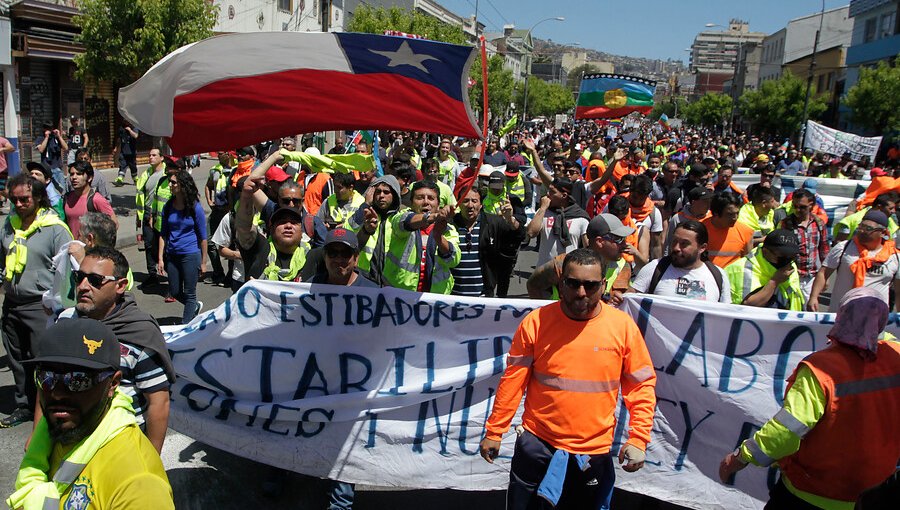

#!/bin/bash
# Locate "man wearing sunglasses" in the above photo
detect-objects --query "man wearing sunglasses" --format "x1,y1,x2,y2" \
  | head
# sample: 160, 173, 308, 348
9, 318, 174, 509
809, 210, 900, 313
725, 229, 805, 311
481, 248, 656, 509
49, 246, 174, 453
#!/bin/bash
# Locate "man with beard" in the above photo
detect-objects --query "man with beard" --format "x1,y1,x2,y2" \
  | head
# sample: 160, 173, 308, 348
630, 220, 728, 302
451, 187, 524, 297
50, 247, 174, 453
480, 249, 656, 510
350, 175, 405, 286
8, 319, 173, 509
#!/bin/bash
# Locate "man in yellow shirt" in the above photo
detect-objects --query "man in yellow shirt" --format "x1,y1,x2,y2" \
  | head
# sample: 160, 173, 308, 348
8, 319, 173, 510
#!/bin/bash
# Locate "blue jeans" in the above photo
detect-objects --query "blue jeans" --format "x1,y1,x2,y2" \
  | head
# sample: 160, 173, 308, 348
166, 251, 201, 324
50, 167, 66, 194
327, 480, 355, 510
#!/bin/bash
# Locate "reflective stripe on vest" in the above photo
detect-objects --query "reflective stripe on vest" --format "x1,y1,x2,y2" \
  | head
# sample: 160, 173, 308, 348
534, 372, 620, 393
505, 173, 525, 201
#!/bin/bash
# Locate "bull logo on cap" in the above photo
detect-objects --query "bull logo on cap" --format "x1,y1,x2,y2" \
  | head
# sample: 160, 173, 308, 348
83, 336, 103, 355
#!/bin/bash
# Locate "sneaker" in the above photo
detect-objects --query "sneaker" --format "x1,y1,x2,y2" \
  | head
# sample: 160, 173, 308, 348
201, 274, 214, 284
114, 176, 125, 186
0, 408, 32, 428
195, 301, 204, 316
139, 276, 160, 290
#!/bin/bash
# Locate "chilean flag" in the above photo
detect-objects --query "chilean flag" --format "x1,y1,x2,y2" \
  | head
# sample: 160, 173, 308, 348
118, 32, 482, 155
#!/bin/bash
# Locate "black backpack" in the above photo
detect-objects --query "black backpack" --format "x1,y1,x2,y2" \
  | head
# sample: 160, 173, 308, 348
646, 255, 724, 296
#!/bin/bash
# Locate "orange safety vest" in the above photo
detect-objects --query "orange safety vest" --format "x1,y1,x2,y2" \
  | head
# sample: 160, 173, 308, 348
299, 172, 333, 216
779, 340, 900, 502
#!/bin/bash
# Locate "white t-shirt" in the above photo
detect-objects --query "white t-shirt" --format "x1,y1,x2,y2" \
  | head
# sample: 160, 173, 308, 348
635, 207, 664, 234
823, 240, 900, 312
631, 258, 731, 303
536, 210, 589, 267
211, 212, 245, 282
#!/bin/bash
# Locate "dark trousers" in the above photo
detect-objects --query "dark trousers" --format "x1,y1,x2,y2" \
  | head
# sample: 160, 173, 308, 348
495, 256, 517, 298
166, 251, 201, 324
1, 301, 51, 410
143, 223, 160, 277
207, 206, 227, 278
118, 154, 138, 180
764, 478, 823, 510
507, 430, 615, 510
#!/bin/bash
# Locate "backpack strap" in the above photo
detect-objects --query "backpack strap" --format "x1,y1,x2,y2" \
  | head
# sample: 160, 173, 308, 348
646, 256, 672, 294
703, 260, 724, 296
86, 188, 97, 213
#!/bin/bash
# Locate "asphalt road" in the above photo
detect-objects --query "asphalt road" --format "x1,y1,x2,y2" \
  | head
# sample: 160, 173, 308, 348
0, 161, 679, 509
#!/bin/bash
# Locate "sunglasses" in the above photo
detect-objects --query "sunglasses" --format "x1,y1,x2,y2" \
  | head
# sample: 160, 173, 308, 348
280, 197, 303, 206
73, 270, 118, 288
601, 234, 627, 245
34, 369, 115, 393
856, 224, 885, 233
562, 277, 603, 294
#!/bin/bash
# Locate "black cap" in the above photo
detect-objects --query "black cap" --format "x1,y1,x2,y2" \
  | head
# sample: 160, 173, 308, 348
689, 187, 714, 202
551, 178, 573, 194
862, 209, 889, 228
28, 318, 121, 371
26, 161, 52, 179
488, 170, 504, 186
270, 206, 304, 225
763, 229, 800, 257
324, 227, 358, 251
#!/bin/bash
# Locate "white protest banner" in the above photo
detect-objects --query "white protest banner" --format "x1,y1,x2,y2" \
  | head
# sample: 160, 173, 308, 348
162, 284, 900, 509
554, 114, 567, 130
804, 120, 882, 161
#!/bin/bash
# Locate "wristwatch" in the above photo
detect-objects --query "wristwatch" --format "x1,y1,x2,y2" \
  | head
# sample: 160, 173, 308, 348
422, 211, 432, 224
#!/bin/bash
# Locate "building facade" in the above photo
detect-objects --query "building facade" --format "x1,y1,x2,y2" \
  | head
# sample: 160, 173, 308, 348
689, 19, 766, 95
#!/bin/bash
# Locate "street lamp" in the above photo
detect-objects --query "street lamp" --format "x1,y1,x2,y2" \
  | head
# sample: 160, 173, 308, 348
706, 22, 742, 133
522, 16, 565, 122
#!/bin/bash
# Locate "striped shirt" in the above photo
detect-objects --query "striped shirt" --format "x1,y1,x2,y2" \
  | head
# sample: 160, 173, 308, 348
120, 342, 171, 428
452, 221, 483, 296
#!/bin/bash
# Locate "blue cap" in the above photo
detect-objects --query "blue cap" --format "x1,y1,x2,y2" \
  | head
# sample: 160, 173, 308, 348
802, 178, 818, 191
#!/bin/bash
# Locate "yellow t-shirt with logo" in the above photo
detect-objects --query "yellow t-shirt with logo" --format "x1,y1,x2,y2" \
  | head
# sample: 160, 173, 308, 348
50, 425, 173, 509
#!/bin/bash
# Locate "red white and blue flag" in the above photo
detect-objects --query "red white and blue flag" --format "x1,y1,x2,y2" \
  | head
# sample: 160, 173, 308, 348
118, 32, 482, 155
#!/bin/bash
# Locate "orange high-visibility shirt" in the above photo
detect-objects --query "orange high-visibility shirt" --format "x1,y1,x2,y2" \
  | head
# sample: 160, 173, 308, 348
485, 302, 657, 454
703, 218, 754, 268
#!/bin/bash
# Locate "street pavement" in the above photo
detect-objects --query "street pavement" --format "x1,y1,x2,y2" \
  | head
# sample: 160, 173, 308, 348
0, 160, 679, 509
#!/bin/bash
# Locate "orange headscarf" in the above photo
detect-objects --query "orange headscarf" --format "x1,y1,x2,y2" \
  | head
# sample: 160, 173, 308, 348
850, 238, 898, 287
621, 211, 639, 263
621, 192, 655, 223
230, 158, 255, 187
856, 176, 900, 210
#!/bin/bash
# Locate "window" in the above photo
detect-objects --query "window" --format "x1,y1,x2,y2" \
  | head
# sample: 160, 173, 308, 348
881, 12, 897, 38
278, 0, 291, 12
826, 72, 834, 91
817, 74, 825, 94
864, 17, 877, 43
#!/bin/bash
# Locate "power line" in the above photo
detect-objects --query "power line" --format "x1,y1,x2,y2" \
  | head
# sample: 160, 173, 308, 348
482, 0, 511, 27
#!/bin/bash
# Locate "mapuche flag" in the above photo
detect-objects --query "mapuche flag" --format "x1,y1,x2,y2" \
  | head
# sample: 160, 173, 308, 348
118, 32, 482, 155
575, 74, 656, 120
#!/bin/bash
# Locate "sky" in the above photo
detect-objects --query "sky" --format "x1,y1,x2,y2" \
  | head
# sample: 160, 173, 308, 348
439, 0, 850, 61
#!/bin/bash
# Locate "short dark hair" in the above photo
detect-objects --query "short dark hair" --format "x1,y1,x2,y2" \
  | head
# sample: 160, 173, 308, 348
874, 192, 899, 208
791, 188, 815, 202
561, 248, 605, 276
69, 160, 94, 178
331, 172, 355, 189
411, 180, 439, 196
607, 195, 630, 218
7, 173, 51, 209
79, 212, 117, 247
750, 186, 776, 204
631, 174, 653, 196
710, 191, 743, 216
84, 246, 129, 279
674, 219, 708, 246
391, 161, 416, 183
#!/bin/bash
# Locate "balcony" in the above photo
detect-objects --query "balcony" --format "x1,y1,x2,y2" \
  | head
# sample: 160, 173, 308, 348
846, 33, 900, 65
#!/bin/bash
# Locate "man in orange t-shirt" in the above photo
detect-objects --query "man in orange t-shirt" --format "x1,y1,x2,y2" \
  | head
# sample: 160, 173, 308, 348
703, 192, 754, 268
480, 248, 657, 509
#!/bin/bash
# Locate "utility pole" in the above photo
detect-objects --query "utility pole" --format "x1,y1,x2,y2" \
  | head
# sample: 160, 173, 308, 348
799, 1, 826, 147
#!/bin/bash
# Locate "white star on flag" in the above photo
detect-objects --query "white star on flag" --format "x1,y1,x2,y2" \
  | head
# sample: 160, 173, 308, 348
369, 41, 439, 73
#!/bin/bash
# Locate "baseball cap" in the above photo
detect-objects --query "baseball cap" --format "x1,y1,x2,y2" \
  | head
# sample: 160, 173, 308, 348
270, 206, 304, 225
829, 158, 842, 166
802, 178, 818, 191
551, 178, 573, 194
755, 154, 770, 163
26, 161, 52, 179
587, 213, 635, 239
236, 146, 256, 158
763, 229, 800, 257
265, 166, 291, 183
28, 318, 121, 371
688, 186, 714, 202
862, 209, 889, 228
304, 147, 321, 156
324, 227, 358, 251
478, 164, 495, 178
488, 171, 504, 186
870, 167, 888, 178
505, 165, 521, 177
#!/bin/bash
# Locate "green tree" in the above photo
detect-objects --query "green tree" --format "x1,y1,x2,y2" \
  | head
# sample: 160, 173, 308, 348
844, 56, 900, 135
650, 97, 685, 121
738, 70, 827, 138
470, 55, 515, 123
567, 64, 599, 93
346, 5, 467, 44
682, 93, 732, 129
74, 0, 218, 84
517, 77, 574, 118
